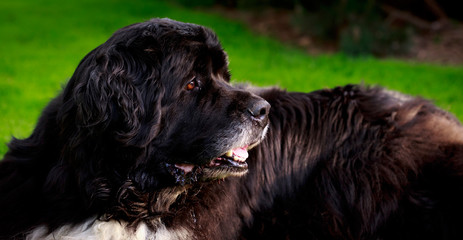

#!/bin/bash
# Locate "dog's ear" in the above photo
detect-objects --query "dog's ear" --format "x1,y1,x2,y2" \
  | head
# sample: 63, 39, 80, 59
54, 39, 165, 204
61, 40, 163, 148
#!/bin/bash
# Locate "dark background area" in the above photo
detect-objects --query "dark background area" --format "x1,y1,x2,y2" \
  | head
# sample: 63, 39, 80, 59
178, 0, 463, 64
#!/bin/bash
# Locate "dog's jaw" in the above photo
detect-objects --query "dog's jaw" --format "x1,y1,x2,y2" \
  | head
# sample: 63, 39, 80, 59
167, 122, 269, 185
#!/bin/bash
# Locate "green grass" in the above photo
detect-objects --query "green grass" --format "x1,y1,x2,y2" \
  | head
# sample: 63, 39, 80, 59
1, 0, 463, 157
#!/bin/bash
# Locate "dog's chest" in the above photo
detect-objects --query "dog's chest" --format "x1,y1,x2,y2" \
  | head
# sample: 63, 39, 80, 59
26, 218, 191, 240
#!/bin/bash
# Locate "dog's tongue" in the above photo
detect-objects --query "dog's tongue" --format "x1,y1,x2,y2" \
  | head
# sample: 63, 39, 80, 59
232, 146, 249, 161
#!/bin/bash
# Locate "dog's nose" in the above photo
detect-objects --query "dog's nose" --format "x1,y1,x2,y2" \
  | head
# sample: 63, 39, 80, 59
247, 100, 270, 124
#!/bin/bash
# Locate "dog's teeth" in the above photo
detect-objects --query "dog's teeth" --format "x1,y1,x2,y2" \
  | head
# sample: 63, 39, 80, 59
225, 150, 233, 157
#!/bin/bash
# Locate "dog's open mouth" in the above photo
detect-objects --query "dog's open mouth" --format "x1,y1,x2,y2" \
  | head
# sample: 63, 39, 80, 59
168, 145, 252, 185
208, 146, 249, 170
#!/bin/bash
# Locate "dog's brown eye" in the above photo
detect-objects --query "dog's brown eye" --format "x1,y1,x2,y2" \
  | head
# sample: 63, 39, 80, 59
186, 81, 196, 91
186, 77, 199, 91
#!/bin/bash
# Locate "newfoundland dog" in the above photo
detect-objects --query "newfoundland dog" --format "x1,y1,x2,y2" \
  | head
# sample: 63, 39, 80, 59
1, 18, 463, 240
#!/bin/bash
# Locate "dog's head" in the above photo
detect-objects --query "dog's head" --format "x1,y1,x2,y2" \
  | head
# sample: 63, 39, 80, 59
57, 18, 269, 193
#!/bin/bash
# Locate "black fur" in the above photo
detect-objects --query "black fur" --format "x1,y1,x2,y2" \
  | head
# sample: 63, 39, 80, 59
168, 86, 463, 239
0, 18, 269, 238
2, 18, 463, 240
240, 86, 463, 239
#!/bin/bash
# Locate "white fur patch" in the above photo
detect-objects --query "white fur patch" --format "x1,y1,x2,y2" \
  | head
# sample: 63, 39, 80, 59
26, 218, 192, 240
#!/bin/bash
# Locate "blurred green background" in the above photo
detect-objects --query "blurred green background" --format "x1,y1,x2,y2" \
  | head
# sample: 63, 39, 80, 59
1, 0, 462, 157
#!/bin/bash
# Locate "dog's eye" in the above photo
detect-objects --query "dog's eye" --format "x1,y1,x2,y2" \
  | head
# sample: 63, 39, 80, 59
186, 77, 200, 91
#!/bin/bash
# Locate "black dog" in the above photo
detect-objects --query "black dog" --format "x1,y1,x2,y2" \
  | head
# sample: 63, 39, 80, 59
0, 18, 270, 239
2, 18, 463, 240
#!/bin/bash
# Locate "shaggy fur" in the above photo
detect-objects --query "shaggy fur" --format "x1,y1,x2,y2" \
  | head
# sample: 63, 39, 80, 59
160, 86, 463, 240
2, 18, 463, 240
0, 18, 270, 239
239, 86, 463, 239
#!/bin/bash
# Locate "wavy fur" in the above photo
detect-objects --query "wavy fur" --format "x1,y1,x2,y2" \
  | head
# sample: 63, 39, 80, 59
0, 18, 269, 239
1, 18, 463, 240
169, 86, 463, 239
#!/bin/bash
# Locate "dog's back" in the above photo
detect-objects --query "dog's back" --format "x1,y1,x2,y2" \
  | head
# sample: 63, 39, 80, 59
238, 85, 463, 239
